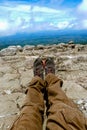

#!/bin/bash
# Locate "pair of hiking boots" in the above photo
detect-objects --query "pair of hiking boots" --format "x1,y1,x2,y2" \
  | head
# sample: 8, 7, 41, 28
33, 57, 55, 79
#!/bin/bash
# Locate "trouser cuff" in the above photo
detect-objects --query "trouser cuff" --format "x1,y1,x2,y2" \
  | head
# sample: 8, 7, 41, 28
45, 73, 63, 87
25, 76, 45, 94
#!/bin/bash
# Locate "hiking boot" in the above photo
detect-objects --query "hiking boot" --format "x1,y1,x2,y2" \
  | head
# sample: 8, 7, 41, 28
45, 57, 55, 75
33, 58, 44, 79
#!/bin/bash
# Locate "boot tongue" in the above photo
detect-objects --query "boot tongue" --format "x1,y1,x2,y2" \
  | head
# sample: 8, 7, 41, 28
42, 60, 46, 68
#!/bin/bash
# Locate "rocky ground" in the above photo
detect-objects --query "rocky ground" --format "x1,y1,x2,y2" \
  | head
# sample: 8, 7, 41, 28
0, 43, 87, 129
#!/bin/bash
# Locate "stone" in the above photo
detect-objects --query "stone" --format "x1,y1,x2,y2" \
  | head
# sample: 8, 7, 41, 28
0, 47, 17, 56
36, 44, 45, 49
68, 40, 74, 44
0, 43, 87, 128
62, 81, 87, 99
23, 45, 35, 51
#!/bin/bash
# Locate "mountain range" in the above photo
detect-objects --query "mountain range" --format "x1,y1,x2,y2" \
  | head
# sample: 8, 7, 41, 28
0, 30, 87, 49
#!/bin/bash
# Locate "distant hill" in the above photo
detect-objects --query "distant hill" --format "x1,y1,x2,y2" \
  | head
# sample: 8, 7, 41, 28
0, 30, 87, 49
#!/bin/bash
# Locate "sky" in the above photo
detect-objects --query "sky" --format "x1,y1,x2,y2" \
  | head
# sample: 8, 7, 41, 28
0, 0, 87, 36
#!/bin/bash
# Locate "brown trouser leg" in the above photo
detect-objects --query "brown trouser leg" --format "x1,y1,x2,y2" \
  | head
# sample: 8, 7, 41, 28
45, 73, 87, 130
10, 76, 45, 130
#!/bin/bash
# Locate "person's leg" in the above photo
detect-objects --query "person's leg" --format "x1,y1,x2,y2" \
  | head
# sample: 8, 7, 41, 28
45, 58, 87, 130
10, 58, 45, 130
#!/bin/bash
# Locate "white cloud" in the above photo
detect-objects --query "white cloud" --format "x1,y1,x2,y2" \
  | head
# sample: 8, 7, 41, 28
0, 20, 9, 31
16, 5, 31, 12
78, 0, 87, 13
0, 17, 30, 36
75, 0, 87, 29
68, 23, 74, 28
0, 2, 68, 36
0, 3, 60, 14
0, 3, 31, 12
33, 6, 60, 13
81, 19, 87, 29
50, 21, 70, 29
58, 21, 69, 29
0, 0, 87, 36
34, 17, 44, 22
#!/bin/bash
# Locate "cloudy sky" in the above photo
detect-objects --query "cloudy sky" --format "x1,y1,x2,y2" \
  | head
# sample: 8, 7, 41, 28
0, 0, 87, 36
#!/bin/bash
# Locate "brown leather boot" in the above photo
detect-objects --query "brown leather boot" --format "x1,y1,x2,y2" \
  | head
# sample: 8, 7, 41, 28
45, 57, 55, 76
33, 58, 44, 79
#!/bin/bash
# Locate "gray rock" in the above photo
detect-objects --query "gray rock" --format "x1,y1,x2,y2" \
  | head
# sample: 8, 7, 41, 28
0, 93, 25, 129
23, 45, 35, 51
0, 44, 87, 128
68, 40, 74, 44
0, 47, 17, 56
36, 45, 45, 49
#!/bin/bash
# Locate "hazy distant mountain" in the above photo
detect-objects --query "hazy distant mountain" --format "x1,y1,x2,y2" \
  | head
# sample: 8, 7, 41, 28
0, 30, 87, 49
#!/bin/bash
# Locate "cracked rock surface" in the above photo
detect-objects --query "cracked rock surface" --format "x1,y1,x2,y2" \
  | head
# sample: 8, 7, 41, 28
0, 43, 87, 129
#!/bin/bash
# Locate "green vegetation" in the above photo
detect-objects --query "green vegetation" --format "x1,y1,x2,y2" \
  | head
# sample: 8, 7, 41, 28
0, 30, 87, 50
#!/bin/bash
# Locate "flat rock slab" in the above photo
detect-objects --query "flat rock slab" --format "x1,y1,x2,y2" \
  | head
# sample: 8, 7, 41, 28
0, 44, 87, 129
